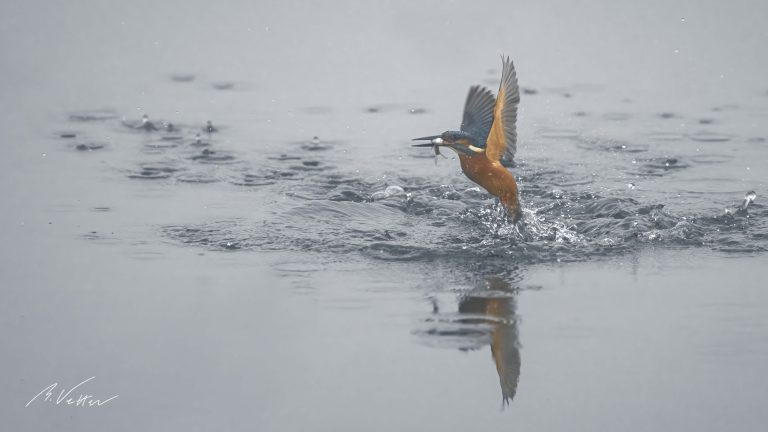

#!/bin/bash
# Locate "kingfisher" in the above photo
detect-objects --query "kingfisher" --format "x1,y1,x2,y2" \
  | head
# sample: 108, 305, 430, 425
413, 56, 521, 223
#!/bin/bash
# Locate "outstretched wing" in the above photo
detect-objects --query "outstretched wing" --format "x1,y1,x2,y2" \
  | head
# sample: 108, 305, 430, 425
460, 85, 496, 146
486, 56, 520, 163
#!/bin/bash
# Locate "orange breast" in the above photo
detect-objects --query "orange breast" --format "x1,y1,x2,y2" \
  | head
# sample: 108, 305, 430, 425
459, 154, 520, 217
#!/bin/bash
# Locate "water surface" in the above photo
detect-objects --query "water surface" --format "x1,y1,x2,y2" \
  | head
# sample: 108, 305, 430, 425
1, 0, 767, 431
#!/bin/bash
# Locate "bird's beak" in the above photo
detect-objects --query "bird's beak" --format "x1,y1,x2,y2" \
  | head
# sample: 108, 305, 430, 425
412, 135, 444, 147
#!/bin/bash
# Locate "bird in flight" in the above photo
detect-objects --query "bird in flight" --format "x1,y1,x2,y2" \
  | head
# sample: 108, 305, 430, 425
413, 56, 521, 223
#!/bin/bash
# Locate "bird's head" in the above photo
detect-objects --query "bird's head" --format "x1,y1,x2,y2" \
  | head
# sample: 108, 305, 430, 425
412, 131, 484, 156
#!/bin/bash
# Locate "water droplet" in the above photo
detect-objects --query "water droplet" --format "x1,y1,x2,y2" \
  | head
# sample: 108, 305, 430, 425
311, 136, 320, 145
742, 190, 757, 210
627, 183, 636, 190
680, 17, 686, 23
673, 49, 680, 54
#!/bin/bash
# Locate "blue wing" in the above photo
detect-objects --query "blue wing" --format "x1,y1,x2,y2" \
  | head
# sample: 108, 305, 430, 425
460, 85, 496, 147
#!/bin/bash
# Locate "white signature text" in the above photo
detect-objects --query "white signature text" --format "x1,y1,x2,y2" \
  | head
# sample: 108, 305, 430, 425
25, 376, 118, 408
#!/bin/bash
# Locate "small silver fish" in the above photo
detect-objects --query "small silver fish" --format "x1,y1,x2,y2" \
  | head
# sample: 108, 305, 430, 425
433, 143, 447, 165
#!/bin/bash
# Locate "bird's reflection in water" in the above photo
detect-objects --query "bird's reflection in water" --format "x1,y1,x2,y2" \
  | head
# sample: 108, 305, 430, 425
417, 276, 521, 406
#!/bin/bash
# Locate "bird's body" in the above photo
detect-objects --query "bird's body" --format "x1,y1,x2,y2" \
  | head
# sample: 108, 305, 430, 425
458, 153, 520, 214
413, 56, 522, 222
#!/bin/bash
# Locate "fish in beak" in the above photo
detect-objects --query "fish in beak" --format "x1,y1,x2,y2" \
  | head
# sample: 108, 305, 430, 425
412, 135, 445, 159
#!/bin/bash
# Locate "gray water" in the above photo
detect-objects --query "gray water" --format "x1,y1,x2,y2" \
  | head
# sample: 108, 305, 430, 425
2, 0, 768, 430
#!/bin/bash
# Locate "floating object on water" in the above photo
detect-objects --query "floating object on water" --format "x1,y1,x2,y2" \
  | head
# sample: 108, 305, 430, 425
412, 56, 522, 222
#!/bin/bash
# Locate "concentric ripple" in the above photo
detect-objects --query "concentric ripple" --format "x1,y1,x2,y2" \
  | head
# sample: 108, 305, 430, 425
63, 105, 766, 273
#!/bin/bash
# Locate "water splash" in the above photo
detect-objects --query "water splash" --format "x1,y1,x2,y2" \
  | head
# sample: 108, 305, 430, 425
743, 191, 757, 210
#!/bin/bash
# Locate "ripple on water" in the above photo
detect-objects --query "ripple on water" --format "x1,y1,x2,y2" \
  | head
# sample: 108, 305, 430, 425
128, 164, 182, 180
74, 142, 106, 151
68, 109, 118, 122
210, 81, 243, 91
273, 262, 326, 273
176, 173, 220, 184
297, 136, 338, 151
157, 148, 766, 268
190, 149, 237, 164
170, 74, 196, 82
633, 157, 689, 176
603, 112, 631, 121
408, 107, 428, 114
230, 169, 297, 187
80, 231, 119, 244
538, 128, 580, 139
161, 184, 767, 267
577, 138, 649, 153
268, 154, 302, 161
289, 161, 330, 172
162, 220, 265, 251
143, 140, 179, 150
688, 131, 733, 142
362, 243, 431, 261
690, 154, 734, 164
647, 132, 684, 141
